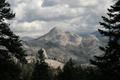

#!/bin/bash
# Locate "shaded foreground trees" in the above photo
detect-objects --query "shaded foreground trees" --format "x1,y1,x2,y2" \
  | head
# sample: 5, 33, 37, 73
91, 0, 120, 80
57, 59, 102, 80
31, 49, 53, 80
0, 0, 26, 80
0, 0, 26, 62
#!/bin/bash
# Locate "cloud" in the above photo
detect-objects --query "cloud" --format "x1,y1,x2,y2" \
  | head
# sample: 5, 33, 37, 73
7, 0, 112, 37
42, 0, 111, 8
42, 0, 98, 7
10, 20, 53, 37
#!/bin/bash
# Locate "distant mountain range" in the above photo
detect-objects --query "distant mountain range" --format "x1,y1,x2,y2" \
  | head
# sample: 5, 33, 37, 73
23, 27, 104, 64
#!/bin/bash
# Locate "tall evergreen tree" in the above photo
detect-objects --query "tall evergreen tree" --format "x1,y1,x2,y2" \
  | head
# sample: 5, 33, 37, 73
0, 0, 26, 62
57, 59, 76, 80
32, 49, 53, 80
0, 59, 21, 80
0, 0, 26, 80
90, 0, 120, 80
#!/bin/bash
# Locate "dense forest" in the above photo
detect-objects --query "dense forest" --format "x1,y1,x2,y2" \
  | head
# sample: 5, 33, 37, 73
0, 0, 120, 80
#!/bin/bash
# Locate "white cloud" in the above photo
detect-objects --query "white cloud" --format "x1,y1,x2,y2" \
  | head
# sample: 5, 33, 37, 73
14, 3, 26, 20
11, 20, 47, 32
8, 0, 112, 37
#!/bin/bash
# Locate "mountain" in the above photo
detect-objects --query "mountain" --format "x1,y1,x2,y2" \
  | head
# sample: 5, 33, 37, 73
26, 27, 102, 64
21, 36, 34, 41
91, 31, 101, 37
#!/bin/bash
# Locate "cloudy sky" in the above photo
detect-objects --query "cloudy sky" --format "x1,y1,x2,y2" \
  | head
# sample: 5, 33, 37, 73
7, 0, 112, 37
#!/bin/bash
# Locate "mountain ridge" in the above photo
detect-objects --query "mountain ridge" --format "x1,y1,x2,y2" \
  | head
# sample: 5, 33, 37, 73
25, 27, 102, 64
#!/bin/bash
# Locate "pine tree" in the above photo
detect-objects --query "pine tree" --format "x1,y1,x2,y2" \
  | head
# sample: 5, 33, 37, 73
90, 0, 120, 80
38, 48, 45, 63
32, 49, 53, 80
57, 59, 76, 80
0, 0, 26, 62
0, 0, 26, 80
0, 59, 21, 80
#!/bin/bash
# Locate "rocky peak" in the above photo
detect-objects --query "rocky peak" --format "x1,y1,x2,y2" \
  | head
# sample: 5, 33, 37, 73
39, 48, 48, 59
49, 27, 64, 34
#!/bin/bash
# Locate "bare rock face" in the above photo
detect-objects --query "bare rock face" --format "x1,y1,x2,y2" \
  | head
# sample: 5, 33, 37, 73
45, 59, 64, 69
33, 27, 82, 47
26, 27, 102, 64
40, 48, 48, 59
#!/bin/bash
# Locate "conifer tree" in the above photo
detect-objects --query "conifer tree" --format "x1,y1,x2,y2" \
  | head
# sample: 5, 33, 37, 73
0, 0, 26, 80
57, 59, 76, 80
0, 0, 26, 62
91, 0, 120, 79
32, 49, 53, 80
